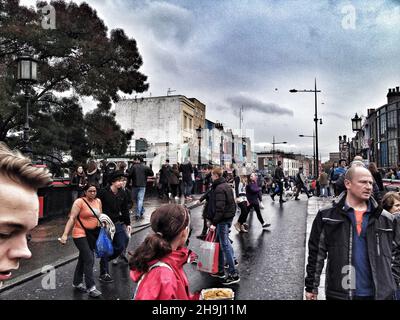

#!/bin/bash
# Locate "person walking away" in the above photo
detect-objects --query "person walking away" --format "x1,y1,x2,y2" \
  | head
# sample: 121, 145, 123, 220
180, 160, 194, 201
305, 166, 400, 300
128, 157, 154, 220
129, 204, 199, 300
86, 161, 101, 189
246, 173, 271, 229
318, 171, 329, 197
207, 167, 240, 284
270, 161, 286, 203
294, 167, 311, 200
368, 162, 385, 202
97, 172, 131, 283
234, 175, 250, 233
169, 164, 180, 200
0, 142, 52, 290
59, 183, 102, 298
159, 160, 172, 199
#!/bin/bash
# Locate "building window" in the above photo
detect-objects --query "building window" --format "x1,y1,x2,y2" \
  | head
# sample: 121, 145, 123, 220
189, 118, 192, 129
388, 111, 397, 139
388, 139, 398, 167
184, 115, 187, 129
380, 141, 388, 167
379, 114, 387, 140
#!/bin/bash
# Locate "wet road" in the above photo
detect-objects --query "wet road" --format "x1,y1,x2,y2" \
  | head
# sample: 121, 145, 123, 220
0, 195, 308, 300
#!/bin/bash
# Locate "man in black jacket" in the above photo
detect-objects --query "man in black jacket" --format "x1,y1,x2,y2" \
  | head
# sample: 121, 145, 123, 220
97, 172, 131, 283
128, 157, 154, 220
305, 166, 400, 300
208, 167, 239, 285
271, 161, 286, 203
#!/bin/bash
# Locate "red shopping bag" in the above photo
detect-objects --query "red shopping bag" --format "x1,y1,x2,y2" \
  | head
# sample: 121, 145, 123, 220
197, 229, 219, 274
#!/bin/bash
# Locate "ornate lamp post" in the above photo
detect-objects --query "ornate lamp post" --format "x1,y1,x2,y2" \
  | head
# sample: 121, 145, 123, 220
196, 125, 202, 168
16, 55, 38, 155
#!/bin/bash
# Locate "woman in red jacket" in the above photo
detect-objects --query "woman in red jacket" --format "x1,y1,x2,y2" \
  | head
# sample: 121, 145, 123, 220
129, 204, 199, 300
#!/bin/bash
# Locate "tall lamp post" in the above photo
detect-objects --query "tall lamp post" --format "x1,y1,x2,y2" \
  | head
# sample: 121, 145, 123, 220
351, 113, 362, 157
299, 133, 316, 178
272, 136, 287, 168
196, 126, 202, 168
16, 55, 38, 156
290, 78, 322, 178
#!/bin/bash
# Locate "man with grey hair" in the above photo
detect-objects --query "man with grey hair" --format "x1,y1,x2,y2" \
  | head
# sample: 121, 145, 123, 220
305, 166, 400, 300
0, 142, 52, 289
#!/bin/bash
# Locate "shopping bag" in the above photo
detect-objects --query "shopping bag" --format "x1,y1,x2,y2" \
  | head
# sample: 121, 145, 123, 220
95, 227, 114, 258
197, 229, 219, 274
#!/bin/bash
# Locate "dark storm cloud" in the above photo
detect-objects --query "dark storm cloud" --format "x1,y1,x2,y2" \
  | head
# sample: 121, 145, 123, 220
226, 95, 293, 116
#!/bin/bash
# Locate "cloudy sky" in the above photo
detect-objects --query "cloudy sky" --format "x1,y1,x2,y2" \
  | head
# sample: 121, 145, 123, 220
21, 0, 400, 160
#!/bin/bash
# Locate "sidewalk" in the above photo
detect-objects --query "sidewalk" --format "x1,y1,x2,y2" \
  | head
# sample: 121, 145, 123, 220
303, 196, 333, 300
0, 195, 175, 293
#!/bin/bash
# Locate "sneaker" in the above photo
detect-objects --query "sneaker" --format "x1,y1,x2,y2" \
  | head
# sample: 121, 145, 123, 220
295, 197, 300, 200
240, 225, 248, 233
210, 271, 225, 279
72, 283, 87, 293
88, 286, 102, 298
99, 273, 114, 283
262, 223, 271, 228
234, 222, 241, 232
222, 273, 240, 285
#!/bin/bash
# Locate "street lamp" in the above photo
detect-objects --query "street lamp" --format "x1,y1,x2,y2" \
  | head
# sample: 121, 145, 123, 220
196, 126, 202, 168
351, 113, 362, 132
16, 55, 38, 156
272, 136, 287, 167
299, 133, 316, 178
290, 78, 322, 178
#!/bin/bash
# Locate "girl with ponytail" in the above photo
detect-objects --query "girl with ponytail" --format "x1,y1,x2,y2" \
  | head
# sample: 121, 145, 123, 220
129, 204, 199, 300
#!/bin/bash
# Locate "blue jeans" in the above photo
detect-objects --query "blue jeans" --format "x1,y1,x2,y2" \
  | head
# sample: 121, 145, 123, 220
216, 219, 237, 275
100, 223, 129, 275
320, 185, 328, 197
132, 187, 146, 217
183, 180, 193, 197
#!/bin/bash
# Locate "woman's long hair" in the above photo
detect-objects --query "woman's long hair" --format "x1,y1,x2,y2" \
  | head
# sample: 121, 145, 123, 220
129, 204, 189, 273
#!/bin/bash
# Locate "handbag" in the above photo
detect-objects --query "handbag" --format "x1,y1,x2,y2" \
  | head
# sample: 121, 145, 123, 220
77, 198, 113, 257
196, 229, 219, 274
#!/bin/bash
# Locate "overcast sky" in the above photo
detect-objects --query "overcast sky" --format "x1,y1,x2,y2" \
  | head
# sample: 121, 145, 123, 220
21, 0, 400, 160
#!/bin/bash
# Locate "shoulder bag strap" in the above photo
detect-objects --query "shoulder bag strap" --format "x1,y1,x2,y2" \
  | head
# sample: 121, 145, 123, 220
134, 261, 173, 299
81, 198, 102, 225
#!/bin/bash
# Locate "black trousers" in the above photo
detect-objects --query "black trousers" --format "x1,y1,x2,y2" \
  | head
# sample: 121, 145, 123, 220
247, 203, 264, 225
73, 237, 95, 289
237, 201, 249, 224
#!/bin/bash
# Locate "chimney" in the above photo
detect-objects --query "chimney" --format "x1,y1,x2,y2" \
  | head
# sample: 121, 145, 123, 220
387, 87, 400, 104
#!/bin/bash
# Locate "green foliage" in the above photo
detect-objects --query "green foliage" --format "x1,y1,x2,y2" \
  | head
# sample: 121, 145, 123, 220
0, 0, 148, 162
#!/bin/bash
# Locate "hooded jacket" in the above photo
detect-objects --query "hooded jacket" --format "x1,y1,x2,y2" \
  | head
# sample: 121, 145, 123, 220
130, 247, 199, 300
305, 192, 400, 300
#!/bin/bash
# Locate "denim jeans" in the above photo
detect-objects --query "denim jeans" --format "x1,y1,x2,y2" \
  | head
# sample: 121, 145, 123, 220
183, 180, 193, 197
100, 223, 129, 275
320, 185, 328, 197
216, 219, 237, 275
73, 237, 95, 289
132, 187, 146, 217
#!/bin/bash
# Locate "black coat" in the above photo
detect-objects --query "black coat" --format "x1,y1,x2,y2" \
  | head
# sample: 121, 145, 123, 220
207, 178, 236, 226
128, 163, 154, 187
305, 192, 400, 300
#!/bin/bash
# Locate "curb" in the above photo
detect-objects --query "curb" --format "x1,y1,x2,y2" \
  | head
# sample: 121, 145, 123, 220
0, 223, 152, 294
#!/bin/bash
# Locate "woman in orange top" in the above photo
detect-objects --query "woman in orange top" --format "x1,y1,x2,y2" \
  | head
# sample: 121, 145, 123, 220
59, 183, 102, 298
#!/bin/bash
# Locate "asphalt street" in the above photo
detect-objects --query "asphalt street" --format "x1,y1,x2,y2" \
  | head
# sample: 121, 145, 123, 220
0, 195, 308, 300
